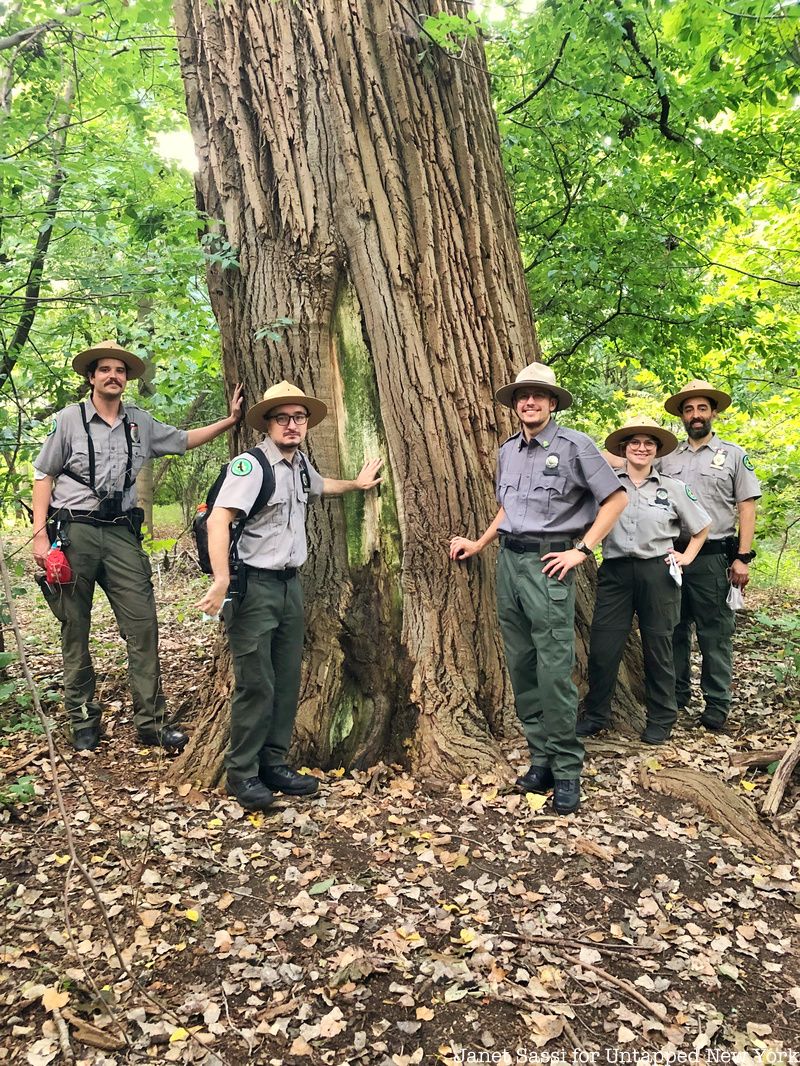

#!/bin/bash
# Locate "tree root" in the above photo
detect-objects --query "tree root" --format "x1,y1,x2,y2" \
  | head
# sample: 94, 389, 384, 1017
639, 763, 789, 860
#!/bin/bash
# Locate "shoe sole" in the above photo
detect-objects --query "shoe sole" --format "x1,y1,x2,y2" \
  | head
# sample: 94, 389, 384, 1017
225, 786, 276, 811
553, 802, 580, 815
263, 783, 319, 797
137, 737, 188, 752
516, 781, 553, 795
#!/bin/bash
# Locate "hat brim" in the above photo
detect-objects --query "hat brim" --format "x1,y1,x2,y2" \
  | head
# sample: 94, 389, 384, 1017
72, 345, 145, 380
664, 387, 731, 417
495, 381, 573, 411
605, 424, 678, 458
246, 394, 327, 431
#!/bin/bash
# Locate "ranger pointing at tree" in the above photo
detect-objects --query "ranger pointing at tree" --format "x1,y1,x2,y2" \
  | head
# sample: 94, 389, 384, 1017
199, 381, 382, 813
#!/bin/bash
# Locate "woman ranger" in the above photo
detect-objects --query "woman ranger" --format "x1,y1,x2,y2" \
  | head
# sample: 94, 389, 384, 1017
579, 417, 711, 745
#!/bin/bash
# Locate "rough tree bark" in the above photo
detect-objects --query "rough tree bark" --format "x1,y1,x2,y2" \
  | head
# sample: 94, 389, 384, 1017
171, 0, 643, 786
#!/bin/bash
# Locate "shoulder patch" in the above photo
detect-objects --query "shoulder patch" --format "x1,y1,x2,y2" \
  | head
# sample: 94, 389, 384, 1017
231, 456, 254, 477
685, 484, 698, 502
743, 454, 755, 471
47, 419, 57, 436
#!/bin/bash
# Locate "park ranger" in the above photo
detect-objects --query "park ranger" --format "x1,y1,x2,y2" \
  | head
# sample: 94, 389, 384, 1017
449, 363, 627, 814
660, 379, 761, 731
579, 417, 710, 744
32, 340, 243, 752
199, 381, 382, 813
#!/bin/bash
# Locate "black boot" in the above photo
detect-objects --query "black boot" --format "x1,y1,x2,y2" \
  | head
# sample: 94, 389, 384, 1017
136, 725, 189, 751
641, 723, 672, 745
227, 777, 275, 811
259, 765, 319, 796
553, 777, 581, 815
72, 724, 101, 751
576, 717, 606, 737
515, 765, 555, 794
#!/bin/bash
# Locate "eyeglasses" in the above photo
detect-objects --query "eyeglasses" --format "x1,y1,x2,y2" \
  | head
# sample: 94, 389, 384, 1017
626, 439, 658, 450
267, 413, 309, 426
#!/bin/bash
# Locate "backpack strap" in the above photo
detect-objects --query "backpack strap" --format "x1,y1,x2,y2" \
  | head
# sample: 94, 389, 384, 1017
229, 448, 276, 559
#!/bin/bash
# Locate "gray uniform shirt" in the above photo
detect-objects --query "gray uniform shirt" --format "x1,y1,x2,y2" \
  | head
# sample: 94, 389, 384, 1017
34, 399, 187, 512
602, 465, 710, 560
659, 434, 761, 539
496, 421, 624, 537
214, 437, 324, 569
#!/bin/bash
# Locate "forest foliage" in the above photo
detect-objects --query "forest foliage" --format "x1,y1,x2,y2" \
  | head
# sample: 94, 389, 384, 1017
0, 0, 798, 565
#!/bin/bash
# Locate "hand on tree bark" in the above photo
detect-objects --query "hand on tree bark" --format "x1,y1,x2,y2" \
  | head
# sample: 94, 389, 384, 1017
449, 536, 480, 560
228, 382, 244, 424
354, 457, 383, 490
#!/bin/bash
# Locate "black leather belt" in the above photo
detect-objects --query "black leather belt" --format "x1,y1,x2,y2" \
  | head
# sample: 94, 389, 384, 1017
500, 536, 570, 554
48, 507, 133, 527
245, 566, 298, 581
698, 541, 727, 556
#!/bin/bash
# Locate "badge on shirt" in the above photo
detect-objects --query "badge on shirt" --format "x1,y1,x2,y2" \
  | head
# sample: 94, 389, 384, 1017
47, 419, 57, 436
743, 454, 755, 471
711, 449, 727, 468
231, 457, 253, 477
544, 454, 560, 476
129, 422, 140, 444
654, 487, 670, 507
686, 485, 698, 502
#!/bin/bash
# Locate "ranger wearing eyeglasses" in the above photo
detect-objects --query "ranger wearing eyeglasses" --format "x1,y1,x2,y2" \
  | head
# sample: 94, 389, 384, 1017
579, 417, 710, 745
198, 381, 382, 811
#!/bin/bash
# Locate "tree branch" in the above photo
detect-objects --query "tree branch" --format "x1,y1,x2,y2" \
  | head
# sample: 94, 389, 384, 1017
504, 29, 570, 114
0, 79, 75, 392
0, 0, 101, 52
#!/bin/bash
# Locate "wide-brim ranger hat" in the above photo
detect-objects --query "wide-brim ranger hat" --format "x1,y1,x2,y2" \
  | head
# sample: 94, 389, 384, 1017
72, 340, 146, 380
664, 379, 732, 417
245, 380, 327, 431
495, 361, 573, 411
604, 415, 678, 458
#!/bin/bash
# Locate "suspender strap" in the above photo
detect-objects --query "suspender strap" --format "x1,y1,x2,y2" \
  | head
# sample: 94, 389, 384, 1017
121, 415, 134, 492
60, 402, 134, 496
78, 402, 96, 491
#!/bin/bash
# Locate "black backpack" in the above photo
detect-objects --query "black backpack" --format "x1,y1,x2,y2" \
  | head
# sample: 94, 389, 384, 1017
193, 449, 276, 574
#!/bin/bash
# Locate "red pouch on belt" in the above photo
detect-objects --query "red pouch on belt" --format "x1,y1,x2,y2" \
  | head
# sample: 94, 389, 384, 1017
46, 546, 73, 584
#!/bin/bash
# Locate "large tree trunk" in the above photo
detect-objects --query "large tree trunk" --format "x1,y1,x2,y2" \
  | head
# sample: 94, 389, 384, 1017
171, 0, 642, 786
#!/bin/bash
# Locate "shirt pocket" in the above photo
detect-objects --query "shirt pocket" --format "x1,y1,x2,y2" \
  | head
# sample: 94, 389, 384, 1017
699, 467, 732, 500
64, 439, 92, 482
498, 473, 521, 508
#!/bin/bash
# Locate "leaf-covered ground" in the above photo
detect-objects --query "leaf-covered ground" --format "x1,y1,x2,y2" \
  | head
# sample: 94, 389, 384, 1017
1, 546, 799, 1066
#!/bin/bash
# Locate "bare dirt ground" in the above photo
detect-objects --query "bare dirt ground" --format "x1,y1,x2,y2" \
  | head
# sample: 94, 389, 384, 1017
1, 536, 799, 1066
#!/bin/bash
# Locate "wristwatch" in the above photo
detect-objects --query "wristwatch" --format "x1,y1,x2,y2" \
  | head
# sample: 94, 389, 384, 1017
575, 541, 594, 557
735, 550, 756, 564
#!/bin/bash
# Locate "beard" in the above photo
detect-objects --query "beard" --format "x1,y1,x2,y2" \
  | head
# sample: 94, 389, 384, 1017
685, 417, 712, 440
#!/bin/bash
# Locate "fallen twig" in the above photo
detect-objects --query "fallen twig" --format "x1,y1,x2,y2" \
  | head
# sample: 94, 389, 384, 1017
762, 729, 800, 817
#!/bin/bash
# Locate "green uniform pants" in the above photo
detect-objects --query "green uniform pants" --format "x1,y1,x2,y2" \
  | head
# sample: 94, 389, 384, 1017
223, 571, 304, 785
496, 547, 583, 777
673, 552, 735, 726
46, 521, 166, 735
584, 557, 680, 732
